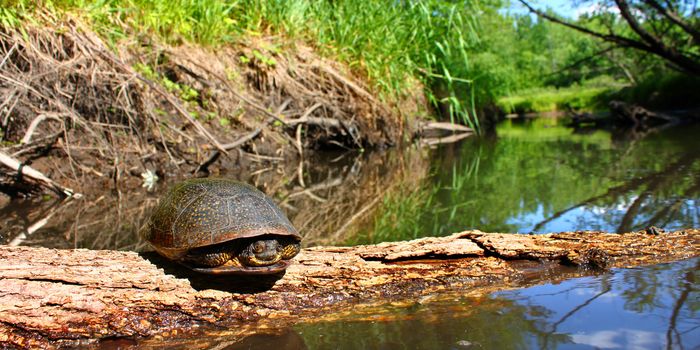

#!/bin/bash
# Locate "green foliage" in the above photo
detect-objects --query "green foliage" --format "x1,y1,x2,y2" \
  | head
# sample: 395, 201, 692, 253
497, 85, 615, 113
3, 0, 694, 122
133, 63, 199, 102
614, 73, 700, 109
1, 0, 492, 128
218, 117, 230, 127
0, 7, 22, 28
249, 49, 277, 66
236, 0, 488, 126
573, 0, 699, 76
66, 0, 237, 45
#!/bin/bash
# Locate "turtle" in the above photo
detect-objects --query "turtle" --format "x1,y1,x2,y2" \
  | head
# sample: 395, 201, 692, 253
140, 178, 301, 274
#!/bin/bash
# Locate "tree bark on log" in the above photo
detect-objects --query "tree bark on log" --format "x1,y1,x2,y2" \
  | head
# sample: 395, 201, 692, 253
1, 229, 698, 348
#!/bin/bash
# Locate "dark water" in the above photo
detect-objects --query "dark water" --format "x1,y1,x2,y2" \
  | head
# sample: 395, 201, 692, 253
129, 258, 699, 349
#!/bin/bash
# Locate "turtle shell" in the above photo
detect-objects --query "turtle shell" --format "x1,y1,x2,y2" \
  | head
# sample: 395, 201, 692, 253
141, 178, 300, 265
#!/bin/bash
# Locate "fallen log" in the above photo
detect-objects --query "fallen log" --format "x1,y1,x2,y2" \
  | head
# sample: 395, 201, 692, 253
609, 100, 679, 126
1, 229, 698, 348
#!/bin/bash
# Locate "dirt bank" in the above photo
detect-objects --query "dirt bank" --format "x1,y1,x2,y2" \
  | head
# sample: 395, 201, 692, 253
0, 15, 427, 197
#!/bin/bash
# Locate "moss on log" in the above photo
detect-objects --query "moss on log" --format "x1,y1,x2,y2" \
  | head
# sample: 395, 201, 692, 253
1, 229, 698, 348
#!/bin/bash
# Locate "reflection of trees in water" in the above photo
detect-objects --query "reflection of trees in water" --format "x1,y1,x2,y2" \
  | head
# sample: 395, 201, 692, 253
531, 151, 700, 233
371, 122, 700, 238
620, 259, 700, 350
538, 275, 612, 349
320, 122, 700, 244
293, 295, 571, 350
527, 259, 699, 349
666, 262, 698, 349
0, 197, 67, 246
282, 148, 430, 246
0, 147, 430, 249
3, 121, 699, 249
0, 190, 157, 250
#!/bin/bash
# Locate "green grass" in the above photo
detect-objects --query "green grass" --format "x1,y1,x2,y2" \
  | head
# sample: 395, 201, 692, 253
614, 73, 700, 110
496, 85, 616, 114
1, 0, 488, 129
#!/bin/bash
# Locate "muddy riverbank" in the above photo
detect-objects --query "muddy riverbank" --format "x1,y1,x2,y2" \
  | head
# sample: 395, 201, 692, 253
0, 16, 432, 198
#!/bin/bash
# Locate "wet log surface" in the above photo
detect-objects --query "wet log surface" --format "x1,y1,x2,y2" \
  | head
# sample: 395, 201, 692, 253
1, 229, 699, 348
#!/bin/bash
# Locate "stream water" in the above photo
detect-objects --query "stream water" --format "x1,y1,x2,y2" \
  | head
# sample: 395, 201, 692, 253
2, 116, 699, 348
173, 257, 695, 350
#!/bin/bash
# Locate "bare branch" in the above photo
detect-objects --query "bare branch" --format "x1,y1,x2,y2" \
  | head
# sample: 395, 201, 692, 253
517, 0, 700, 76
642, 0, 700, 43
0, 150, 79, 197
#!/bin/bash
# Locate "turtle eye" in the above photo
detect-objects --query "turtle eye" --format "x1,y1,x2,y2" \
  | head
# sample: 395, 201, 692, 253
253, 241, 264, 253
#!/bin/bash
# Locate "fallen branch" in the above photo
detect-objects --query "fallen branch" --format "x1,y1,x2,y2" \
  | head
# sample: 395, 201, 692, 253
419, 132, 473, 146
419, 121, 474, 135
0, 150, 79, 198
285, 111, 361, 146
194, 128, 262, 174
20, 113, 63, 144
284, 102, 360, 136
0, 229, 697, 347
609, 100, 680, 125
416, 121, 474, 144
8, 199, 70, 246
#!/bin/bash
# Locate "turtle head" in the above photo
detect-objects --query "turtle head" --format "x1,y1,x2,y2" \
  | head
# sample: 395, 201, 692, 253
239, 238, 301, 267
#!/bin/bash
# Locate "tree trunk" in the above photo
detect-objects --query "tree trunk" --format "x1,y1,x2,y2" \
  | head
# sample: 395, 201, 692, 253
1, 229, 698, 348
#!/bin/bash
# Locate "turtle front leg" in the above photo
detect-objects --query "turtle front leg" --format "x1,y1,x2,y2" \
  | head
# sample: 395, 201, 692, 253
280, 241, 301, 260
183, 247, 234, 267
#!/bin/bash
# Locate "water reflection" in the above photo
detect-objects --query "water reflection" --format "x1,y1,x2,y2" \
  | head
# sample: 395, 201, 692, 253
1, 117, 699, 248
349, 118, 700, 244
294, 258, 699, 349
0, 148, 430, 248
129, 258, 699, 349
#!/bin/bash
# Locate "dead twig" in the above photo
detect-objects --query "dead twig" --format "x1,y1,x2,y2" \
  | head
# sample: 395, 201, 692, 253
420, 132, 473, 146
0, 150, 79, 197
194, 128, 262, 174
20, 113, 63, 144
419, 121, 474, 135
0, 42, 17, 69
310, 64, 380, 105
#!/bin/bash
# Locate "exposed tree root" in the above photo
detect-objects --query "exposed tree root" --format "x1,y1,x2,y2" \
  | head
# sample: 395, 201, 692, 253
0, 16, 419, 197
